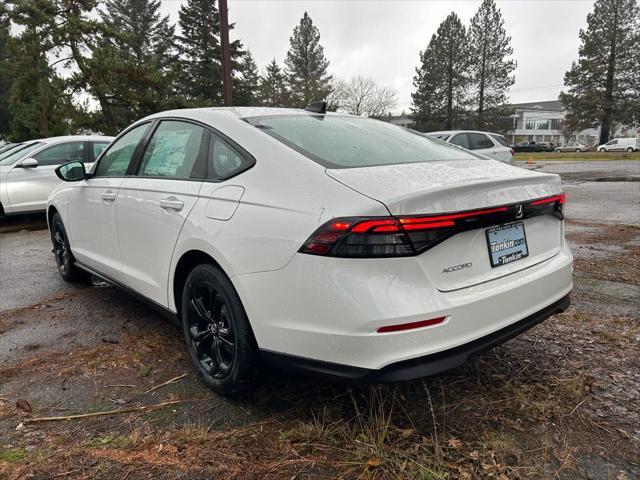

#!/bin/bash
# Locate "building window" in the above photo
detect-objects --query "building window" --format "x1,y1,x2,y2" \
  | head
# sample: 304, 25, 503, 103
524, 118, 560, 131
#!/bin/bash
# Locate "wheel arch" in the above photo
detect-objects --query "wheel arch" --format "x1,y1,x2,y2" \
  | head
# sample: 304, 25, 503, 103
47, 205, 59, 231
172, 249, 229, 317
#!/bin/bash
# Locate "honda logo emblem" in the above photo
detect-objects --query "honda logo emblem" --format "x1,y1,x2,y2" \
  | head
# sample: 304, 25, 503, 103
515, 204, 524, 219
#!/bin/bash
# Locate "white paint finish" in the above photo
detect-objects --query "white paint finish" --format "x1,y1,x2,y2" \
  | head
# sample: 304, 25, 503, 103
66, 177, 125, 279
203, 185, 245, 220
116, 178, 202, 305
326, 159, 562, 215
234, 245, 573, 369
419, 215, 563, 291
48, 107, 574, 375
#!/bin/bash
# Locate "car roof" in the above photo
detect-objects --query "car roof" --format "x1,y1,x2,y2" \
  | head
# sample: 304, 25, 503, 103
26, 135, 114, 145
428, 130, 505, 136
143, 107, 347, 122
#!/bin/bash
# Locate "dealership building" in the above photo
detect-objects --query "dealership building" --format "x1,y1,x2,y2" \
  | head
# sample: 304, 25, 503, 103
507, 100, 600, 146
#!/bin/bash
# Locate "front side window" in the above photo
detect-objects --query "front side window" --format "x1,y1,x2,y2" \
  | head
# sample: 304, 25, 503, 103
0, 142, 43, 166
138, 121, 205, 179
450, 133, 470, 149
467, 133, 495, 150
94, 124, 148, 177
246, 115, 479, 169
607, 140, 617, 145
34, 142, 85, 166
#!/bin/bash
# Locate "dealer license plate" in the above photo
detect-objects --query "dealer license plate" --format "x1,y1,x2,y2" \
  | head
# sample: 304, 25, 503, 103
485, 222, 529, 268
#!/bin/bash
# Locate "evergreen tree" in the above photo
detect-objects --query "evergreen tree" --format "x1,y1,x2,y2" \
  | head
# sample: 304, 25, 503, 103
8, 29, 75, 140
259, 59, 288, 107
177, 0, 222, 105
233, 51, 260, 106
560, 0, 640, 144
89, 0, 178, 132
411, 13, 470, 131
468, 0, 516, 130
284, 12, 332, 107
176, 0, 246, 106
0, 5, 12, 140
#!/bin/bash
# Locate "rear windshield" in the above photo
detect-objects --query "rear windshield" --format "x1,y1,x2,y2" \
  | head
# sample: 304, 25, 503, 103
0, 142, 43, 165
246, 115, 480, 168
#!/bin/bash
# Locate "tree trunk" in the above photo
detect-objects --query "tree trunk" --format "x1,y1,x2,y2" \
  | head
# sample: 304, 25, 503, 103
478, 41, 486, 130
600, 4, 619, 145
446, 41, 454, 129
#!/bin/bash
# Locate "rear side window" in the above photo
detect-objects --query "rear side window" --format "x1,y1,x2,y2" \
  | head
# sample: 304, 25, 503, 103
450, 133, 469, 149
92, 142, 109, 160
137, 121, 205, 179
246, 115, 478, 168
34, 142, 85, 166
467, 133, 495, 150
490, 134, 508, 147
94, 124, 148, 177
208, 134, 253, 180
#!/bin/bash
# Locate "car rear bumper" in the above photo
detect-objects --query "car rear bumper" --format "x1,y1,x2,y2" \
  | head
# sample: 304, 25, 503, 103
261, 293, 570, 382
233, 242, 573, 372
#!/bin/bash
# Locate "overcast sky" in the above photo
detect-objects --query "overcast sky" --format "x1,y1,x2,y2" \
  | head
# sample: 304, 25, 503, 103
160, 0, 595, 113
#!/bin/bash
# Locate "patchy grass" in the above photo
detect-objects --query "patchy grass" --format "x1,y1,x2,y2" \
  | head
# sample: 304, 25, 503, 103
514, 151, 640, 161
0, 448, 27, 463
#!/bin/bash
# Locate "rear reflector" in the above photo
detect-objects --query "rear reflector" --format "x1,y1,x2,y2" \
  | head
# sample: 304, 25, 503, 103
377, 316, 446, 333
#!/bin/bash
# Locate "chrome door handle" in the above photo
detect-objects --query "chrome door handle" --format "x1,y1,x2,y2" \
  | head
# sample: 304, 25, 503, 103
101, 190, 116, 202
159, 197, 184, 211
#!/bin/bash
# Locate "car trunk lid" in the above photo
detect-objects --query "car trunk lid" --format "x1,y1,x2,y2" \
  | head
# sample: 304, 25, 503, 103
326, 160, 564, 290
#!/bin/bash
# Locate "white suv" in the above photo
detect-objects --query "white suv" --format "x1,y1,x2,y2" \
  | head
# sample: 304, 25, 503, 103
428, 130, 514, 163
48, 107, 572, 394
597, 137, 639, 152
0, 136, 113, 215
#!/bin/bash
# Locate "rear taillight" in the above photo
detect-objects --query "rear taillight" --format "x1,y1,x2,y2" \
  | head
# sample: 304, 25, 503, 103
299, 194, 565, 258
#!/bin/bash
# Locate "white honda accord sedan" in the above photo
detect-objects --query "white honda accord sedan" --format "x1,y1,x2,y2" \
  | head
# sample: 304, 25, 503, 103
47, 104, 573, 394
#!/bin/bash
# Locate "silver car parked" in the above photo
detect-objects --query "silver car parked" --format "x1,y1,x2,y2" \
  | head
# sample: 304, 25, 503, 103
554, 142, 588, 153
0, 135, 113, 216
428, 130, 514, 164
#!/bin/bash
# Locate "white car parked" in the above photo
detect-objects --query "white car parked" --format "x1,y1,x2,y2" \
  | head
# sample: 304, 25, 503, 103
48, 106, 573, 394
597, 137, 639, 152
428, 130, 514, 163
0, 135, 113, 215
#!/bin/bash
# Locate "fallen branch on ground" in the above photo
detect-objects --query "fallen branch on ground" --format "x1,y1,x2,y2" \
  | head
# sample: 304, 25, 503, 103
20, 399, 193, 425
144, 373, 189, 395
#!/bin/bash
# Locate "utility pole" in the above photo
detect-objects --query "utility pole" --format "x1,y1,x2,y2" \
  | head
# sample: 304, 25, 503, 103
219, 0, 232, 106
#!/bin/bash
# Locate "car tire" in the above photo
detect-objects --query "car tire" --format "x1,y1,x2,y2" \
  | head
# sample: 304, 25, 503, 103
181, 263, 259, 395
575, 148, 581, 153
599, 148, 606, 152
626, 147, 634, 152
50, 212, 86, 282
555, 148, 561, 152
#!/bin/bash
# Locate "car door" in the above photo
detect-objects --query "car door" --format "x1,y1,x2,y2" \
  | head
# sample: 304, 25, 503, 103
115, 119, 206, 306
6, 141, 86, 213
66, 124, 150, 279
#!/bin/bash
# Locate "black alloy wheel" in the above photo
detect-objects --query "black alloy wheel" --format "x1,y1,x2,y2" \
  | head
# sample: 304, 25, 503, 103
181, 264, 258, 394
51, 212, 84, 281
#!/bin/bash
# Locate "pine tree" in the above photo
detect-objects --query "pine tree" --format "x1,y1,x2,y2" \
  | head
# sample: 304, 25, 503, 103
468, 0, 516, 130
560, 0, 640, 144
233, 51, 260, 106
89, 0, 178, 132
411, 13, 470, 131
177, 0, 221, 105
0, 5, 12, 140
284, 12, 332, 107
8, 29, 75, 140
259, 59, 288, 107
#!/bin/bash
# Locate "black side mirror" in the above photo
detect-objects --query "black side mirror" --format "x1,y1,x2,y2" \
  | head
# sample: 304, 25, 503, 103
56, 161, 86, 182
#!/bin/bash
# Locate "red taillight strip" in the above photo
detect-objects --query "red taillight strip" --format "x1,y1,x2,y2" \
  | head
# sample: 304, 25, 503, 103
531, 193, 565, 206
399, 206, 508, 225
377, 316, 446, 333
